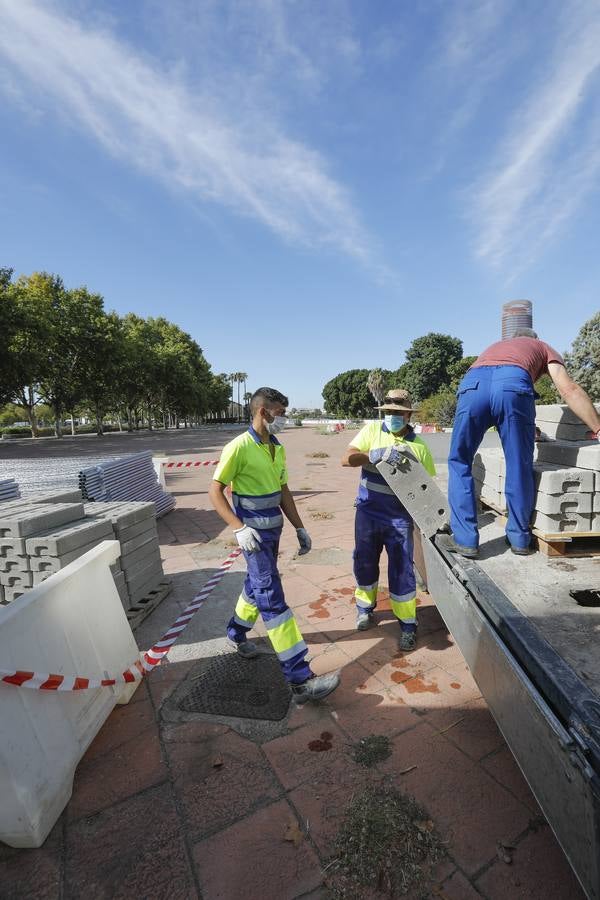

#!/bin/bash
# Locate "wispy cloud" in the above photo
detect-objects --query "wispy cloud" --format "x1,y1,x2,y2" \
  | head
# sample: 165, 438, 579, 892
471, 0, 600, 269
0, 0, 372, 263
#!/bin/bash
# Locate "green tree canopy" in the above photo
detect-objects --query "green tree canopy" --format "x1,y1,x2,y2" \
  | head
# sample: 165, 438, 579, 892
399, 333, 463, 402
565, 311, 600, 400
323, 369, 375, 417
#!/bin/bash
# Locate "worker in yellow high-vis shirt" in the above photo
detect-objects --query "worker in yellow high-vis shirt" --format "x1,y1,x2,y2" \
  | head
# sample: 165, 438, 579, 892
209, 386, 340, 704
342, 389, 435, 652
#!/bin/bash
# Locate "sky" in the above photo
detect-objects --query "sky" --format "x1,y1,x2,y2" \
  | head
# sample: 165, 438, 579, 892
1, 0, 599, 408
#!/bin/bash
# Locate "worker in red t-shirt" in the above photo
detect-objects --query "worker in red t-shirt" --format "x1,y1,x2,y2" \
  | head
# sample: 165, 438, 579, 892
448, 328, 600, 557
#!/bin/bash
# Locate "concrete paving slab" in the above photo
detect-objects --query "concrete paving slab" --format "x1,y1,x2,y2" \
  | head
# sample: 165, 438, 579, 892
534, 420, 590, 441
0, 537, 27, 556
118, 524, 157, 556
29, 540, 100, 573
535, 439, 600, 471
25, 517, 113, 557
22, 489, 83, 504
534, 491, 593, 515
532, 508, 592, 533
535, 402, 600, 426
0, 502, 85, 538
120, 536, 160, 569
534, 462, 595, 494
0, 569, 34, 588
0, 552, 31, 574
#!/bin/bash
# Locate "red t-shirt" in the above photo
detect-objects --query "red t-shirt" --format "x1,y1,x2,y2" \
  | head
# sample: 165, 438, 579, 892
472, 337, 564, 383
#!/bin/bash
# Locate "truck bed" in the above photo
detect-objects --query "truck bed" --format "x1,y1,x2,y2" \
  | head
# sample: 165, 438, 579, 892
474, 512, 600, 693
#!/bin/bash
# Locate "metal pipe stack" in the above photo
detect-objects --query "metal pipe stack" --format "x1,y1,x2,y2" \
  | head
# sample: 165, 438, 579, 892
0, 479, 20, 502
80, 451, 175, 517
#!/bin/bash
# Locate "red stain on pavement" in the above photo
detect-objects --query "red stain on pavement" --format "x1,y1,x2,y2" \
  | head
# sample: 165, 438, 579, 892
450, 682, 461, 689
309, 595, 331, 619
403, 675, 440, 695
308, 730, 334, 752
320, 731, 333, 741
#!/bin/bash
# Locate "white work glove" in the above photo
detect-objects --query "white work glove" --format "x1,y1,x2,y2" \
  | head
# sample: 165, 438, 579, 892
296, 527, 312, 555
234, 524, 262, 553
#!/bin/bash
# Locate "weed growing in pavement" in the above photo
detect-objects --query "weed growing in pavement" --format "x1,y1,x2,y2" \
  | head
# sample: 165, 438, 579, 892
351, 734, 391, 766
306, 451, 330, 458
309, 511, 334, 520
326, 780, 445, 898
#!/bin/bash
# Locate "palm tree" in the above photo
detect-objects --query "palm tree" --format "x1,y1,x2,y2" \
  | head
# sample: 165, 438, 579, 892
228, 373, 236, 419
243, 391, 252, 422
367, 369, 386, 420
237, 372, 248, 423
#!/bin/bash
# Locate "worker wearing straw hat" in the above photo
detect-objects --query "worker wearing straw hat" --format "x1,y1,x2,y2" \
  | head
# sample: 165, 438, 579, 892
341, 389, 436, 652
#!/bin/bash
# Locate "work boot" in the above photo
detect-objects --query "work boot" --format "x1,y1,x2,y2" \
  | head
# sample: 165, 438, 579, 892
505, 536, 535, 556
447, 535, 479, 559
291, 671, 341, 704
398, 629, 417, 652
226, 638, 260, 659
356, 609, 375, 631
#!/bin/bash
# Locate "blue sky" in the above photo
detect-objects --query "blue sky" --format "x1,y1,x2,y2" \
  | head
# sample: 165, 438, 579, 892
1, 0, 599, 408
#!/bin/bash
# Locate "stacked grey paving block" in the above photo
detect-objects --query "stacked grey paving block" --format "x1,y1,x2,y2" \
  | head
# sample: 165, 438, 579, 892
85, 501, 164, 608
476, 404, 600, 534
0, 491, 167, 612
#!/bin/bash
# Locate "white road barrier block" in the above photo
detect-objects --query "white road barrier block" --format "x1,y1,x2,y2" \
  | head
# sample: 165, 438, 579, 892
0, 541, 140, 848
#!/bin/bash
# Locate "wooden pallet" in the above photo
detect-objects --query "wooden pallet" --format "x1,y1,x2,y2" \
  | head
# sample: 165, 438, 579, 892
126, 579, 172, 630
480, 499, 600, 558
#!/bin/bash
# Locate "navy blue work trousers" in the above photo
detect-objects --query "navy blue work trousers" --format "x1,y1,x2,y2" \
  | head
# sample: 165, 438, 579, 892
448, 365, 535, 550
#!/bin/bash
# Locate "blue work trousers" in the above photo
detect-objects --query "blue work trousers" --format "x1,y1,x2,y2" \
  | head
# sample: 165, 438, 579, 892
353, 507, 417, 629
448, 365, 535, 550
226, 531, 312, 684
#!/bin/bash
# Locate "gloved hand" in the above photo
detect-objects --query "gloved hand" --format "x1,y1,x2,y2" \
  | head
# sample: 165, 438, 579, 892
296, 527, 312, 555
234, 524, 263, 553
368, 447, 387, 465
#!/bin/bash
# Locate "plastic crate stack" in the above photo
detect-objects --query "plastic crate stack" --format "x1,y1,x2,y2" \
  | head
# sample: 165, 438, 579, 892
79, 451, 175, 517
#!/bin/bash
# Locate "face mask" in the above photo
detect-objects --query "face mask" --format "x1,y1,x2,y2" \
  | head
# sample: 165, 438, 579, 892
385, 414, 405, 432
266, 415, 287, 435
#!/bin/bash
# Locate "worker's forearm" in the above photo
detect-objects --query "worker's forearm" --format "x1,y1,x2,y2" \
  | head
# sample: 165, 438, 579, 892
560, 384, 600, 433
208, 483, 243, 530
280, 487, 303, 529
341, 451, 369, 467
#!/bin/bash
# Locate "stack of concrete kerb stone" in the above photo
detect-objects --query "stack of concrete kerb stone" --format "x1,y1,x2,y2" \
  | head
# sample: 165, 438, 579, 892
474, 404, 600, 534
0, 490, 168, 619
83, 502, 164, 611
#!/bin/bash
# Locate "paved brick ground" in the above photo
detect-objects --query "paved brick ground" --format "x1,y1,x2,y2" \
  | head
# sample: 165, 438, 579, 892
0, 427, 585, 899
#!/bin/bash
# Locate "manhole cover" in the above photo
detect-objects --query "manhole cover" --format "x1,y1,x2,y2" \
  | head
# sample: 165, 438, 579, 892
177, 652, 291, 721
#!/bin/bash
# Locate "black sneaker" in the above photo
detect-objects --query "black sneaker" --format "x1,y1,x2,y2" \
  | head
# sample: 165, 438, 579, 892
446, 535, 479, 559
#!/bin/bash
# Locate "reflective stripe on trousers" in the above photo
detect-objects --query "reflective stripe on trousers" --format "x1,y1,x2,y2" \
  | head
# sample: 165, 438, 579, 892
353, 506, 416, 624
227, 535, 311, 684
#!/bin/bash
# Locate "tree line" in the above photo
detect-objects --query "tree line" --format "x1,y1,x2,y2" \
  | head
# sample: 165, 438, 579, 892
322, 316, 599, 424
0, 268, 231, 436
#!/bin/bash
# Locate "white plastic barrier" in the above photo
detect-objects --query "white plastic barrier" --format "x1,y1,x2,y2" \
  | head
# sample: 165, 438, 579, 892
0, 541, 141, 848
152, 455, 168, 490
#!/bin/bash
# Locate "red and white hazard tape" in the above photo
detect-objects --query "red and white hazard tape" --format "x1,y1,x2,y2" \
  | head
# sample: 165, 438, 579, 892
0, 548, 242, 691
164, 460, 219, 468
